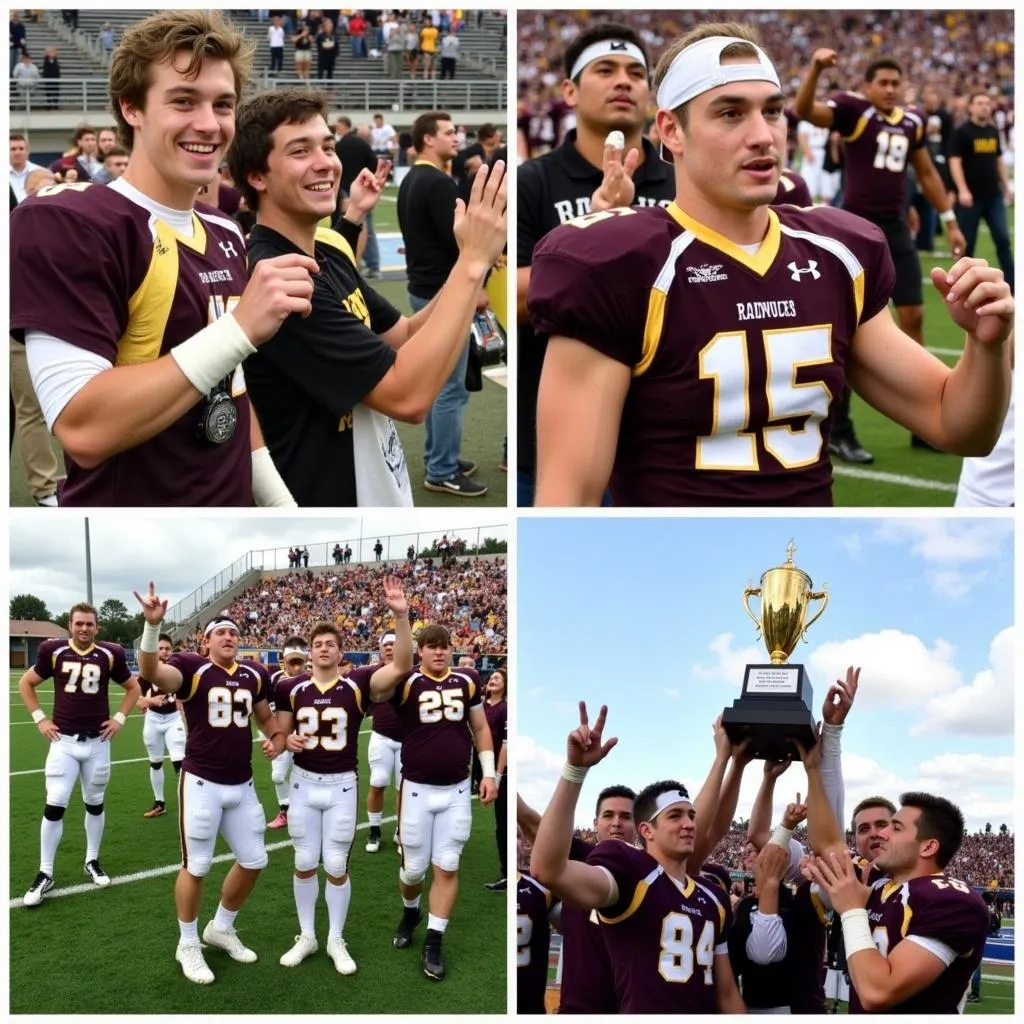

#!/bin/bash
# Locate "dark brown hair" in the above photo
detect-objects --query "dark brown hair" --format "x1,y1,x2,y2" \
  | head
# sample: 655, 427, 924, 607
411, 110, 452, 152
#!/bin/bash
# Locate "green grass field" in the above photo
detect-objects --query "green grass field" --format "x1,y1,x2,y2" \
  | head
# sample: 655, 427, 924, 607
9, 674, 506, 1014
832, 218, 1011, 506
10, 183, 509, 508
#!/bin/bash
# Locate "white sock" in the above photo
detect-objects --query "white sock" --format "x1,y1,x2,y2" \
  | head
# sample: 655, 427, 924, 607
212, 902, 238, 931
294, 874, 319, 937
150, 766, 164, 803
427, 914, 449, 934
84, 810, 105, 862
275, 782, 291, 808
178, 918, 200, 943
40, 818, 63, 875
325, 878, 351, 940
403, 895, 421, 910
368, 811, 383, 827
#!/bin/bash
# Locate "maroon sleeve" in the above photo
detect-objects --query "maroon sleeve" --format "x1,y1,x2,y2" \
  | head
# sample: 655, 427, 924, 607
587, 840, 646, 915
776, 170, 813, 207
569, 836, 594, 863
846, 213, 895, 323
465, 668, 483, 707
10, 189, 130, 358
167, 652, 207, 698
110, 643, 132, 684
248, 660, 270, 704
274, 675, 297, 711
32, 639, 57, 679
909, 107, 927, 150
908, 880, 989, 956
827, 92, 865, 138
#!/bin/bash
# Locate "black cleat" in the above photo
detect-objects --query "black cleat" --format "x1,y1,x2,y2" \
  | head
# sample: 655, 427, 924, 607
421, 929, 446, 980
829, 438, 874, 464
483, 877, 507, 891
393, 907, 422, 949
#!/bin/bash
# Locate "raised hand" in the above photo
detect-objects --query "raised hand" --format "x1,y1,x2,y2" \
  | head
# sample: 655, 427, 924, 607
753, 841, 791, 888
763, 756, 793, 779
591, 140, 640, 212
812, 48, 838, 72
453, 160, 508, 275
931, 258, 1013, 345
382, 574, 409, 615
793, 722, 823, 771
567, 701, 618, 768
804, 850, 871, 915
347, 158, 393, 217
782, 792, 808, 829
822, 666, 859, 726
132, 581, 168, 625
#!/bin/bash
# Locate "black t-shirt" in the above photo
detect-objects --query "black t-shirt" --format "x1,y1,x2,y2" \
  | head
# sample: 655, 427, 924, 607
950, 120, 1003, 200
336, 131, 378, 193
396, 161, 459, 299
244, 222, 402, 506
517, 130, 674, 473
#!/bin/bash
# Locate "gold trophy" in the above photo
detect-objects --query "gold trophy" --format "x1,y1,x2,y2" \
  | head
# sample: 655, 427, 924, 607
722, 542, 827, 760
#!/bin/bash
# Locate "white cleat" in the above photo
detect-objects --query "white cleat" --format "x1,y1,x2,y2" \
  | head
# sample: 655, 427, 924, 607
365, 836, 381, 853
279, 933, 319, 967
327, 935, 357, 975
176, 941, 215, 984
23, 871, 54, 906
84, 859, 111, 887
202, 921, 258, 963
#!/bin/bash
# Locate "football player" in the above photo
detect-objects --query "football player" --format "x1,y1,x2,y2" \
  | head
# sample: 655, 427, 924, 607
274, 580, 411, 974
530, 22, 1012, 506
349, 633, 405, 853
267, 636, 308, 829
530, 703, 745, 1013
139, 631, 186, 818
135, 584, 286, 985
18, 603, 140, 905
370, 622, 498, 980
517, 829, 561, 1014
10, 10, 314, 507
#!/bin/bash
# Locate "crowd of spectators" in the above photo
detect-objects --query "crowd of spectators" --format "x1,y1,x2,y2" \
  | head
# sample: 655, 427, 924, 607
183, 557, 507, 655
518, 10, 1013, 113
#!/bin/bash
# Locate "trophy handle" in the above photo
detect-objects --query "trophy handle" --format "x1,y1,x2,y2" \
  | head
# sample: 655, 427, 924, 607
801, 586, 830, 641
743, 586, 763, 637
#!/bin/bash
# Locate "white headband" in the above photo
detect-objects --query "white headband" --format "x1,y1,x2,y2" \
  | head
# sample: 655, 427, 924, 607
656, 35, 779, 111
646, 788, 692, 823
380, 633, 396, 645
569, 39, 647, 83
204, 618, 239, 637
282, 645, 307, 660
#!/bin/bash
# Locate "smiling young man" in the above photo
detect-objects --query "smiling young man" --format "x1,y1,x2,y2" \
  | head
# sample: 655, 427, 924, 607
18, 603, 140, 906
230, 91, 507, 506
135, 584, 285, 985
529, 22, 1013, 507
11, 10, 316, 507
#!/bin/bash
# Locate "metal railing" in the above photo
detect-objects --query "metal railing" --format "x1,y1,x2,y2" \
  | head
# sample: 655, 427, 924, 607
163, 525, 508, 627
9, 77, 506, 117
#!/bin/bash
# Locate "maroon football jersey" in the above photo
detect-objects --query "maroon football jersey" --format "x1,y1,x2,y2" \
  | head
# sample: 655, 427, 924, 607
519, 99, 569, 156
33, 638, 132, 732
530, 202, 893, 505
828, 92, 926, 217
169, 653, 269, 785
280, 672, 370, 774
776, 169, 814, 208
850, 873, 988, 1014
587, 840, 731, 1014
559, 836, 619, 1013
348, 664, 404, 741
139, 674, 179, 716
483, 698, 506, 755
10, 182, 252, 506
270, 669, 306, 715
517, 872, 556, 1014
391, 667, 481, 785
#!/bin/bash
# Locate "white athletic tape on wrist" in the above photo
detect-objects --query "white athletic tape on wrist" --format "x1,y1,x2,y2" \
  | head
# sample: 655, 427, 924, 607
769, 824, 794, 849
561, 762, 589, 784
169, 312, 256, 397
841, 908, 876, 957
940, 209, 957, 224
32, 708, 46, 724
479, 749, 496, 779
113, 711, 126, 726
656, 35, 779, 112
569, 39, 647, 83
252, 446, 297, 507
139, 621, 161, 654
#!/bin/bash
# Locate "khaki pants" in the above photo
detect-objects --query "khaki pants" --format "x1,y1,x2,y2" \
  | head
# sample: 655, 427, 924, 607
10, 336, 60, 499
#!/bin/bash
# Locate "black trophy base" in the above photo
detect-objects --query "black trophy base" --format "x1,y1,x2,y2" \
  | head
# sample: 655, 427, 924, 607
721, 702, 818, 761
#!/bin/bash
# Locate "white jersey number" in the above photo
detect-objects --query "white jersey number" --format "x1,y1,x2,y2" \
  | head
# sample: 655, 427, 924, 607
63, 661, 103, 694
658, 913, 715, 984
697, 326, 833, 470
517, 913, 533, 966
873, 131, 910, 173
418, 688, 465, 723
294, 706, 348, 751
207, 686, 253, 728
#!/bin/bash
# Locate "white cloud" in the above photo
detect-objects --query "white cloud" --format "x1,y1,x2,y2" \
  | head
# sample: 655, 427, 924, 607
692, 633, 765, 685
516, 735, 570, 819
911, 627, 1014, 737
874, 519, 1011, 567
925, 568, 989, 600
837, 532, 863, 559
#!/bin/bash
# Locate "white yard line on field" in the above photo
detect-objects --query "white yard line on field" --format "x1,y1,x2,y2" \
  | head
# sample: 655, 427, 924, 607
833, 465, 958, 493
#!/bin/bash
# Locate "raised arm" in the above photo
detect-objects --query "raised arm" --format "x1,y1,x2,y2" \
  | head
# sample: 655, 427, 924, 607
530, 702, 621, 911
820, 666, 859, 831
517, 793, 542, 845
794, 48, 838, 127
747, 758, 792, 851
370, 575, 412, 700
795, 725, 848, 859
697, 735, 754, 868
132, 582, 185, 694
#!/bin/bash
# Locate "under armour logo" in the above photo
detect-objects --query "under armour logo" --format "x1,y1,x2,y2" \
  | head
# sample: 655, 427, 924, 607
610, 41, 628, 51
787, 260, 820, 282
219, 240, 238, 259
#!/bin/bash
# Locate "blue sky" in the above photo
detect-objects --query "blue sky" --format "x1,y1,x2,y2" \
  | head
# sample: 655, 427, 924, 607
517, 516, 1014, 832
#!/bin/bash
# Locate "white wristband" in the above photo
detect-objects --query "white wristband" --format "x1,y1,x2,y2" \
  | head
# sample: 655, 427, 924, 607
113, 711, 126, 726
840, 907, 876, 957
139, 621, 161, 654
31, 708, 46, 724
479, 749, 496, 779
169, 312, 256, 396
939, 209, 957, 224
252, 446, 297, 507
769, 824, 794, 849
561, 762, 589, 784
